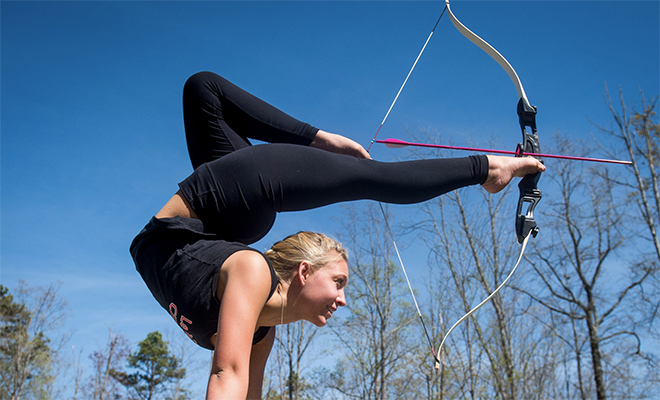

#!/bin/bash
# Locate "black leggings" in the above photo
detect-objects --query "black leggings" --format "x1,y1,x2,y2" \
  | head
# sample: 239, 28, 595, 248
178, 72, 488, 244
183, 71, 318, 169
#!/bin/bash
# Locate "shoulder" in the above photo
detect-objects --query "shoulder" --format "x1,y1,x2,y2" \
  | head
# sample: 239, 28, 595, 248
217, 250, 272, 301
223, 250, 269, 273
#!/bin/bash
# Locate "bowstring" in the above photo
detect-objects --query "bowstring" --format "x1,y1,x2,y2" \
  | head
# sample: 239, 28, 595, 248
367, 6, 448, 366
378, 203, 439, 364
367, 7, 446, 153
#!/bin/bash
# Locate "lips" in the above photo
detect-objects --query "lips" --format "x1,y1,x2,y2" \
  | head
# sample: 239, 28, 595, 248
326, 306, 336, 318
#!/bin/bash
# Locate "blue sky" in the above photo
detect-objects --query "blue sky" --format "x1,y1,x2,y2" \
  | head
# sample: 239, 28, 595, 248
2, 0, 658, 394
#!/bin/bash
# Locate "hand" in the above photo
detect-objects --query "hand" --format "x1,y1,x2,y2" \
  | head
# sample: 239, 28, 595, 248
481, 155, 546, 194
310, 130, 372, 159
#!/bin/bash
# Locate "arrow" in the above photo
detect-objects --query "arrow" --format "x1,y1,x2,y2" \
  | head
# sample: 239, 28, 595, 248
378, 138, 632, 165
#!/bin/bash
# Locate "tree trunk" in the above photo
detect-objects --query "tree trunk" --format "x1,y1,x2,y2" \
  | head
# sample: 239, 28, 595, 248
585, 312, 606, 400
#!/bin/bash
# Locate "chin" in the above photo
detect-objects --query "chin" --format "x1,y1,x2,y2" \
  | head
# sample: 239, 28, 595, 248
312, 318, 327, 327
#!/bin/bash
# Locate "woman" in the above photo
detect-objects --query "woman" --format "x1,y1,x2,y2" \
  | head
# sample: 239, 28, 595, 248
130, 71, 544, 399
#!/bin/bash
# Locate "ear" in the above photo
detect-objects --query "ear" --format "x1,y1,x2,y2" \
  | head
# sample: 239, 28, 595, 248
297, 261, 311, 285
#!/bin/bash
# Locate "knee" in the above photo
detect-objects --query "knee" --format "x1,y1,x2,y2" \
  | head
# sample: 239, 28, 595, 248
184, 71, 218, 91
183, 71, 229, 106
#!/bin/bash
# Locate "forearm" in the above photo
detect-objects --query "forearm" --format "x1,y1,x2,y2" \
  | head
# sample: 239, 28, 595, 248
246, 327, 275, 399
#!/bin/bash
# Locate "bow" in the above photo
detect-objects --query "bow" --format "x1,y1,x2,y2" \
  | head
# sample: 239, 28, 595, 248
369, 0, 546, 369
365, 0, 556, 370
444, 0, 543, 244
427, 0, 543, 367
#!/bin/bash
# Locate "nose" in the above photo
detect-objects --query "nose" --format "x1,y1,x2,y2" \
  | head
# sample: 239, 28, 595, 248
336, 289, 347, 307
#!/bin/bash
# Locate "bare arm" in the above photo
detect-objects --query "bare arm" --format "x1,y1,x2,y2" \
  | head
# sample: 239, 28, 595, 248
206, 251, 272, 400
247, 327, 275, 399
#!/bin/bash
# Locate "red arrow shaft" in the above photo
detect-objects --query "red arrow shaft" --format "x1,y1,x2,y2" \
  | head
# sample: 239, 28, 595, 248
377, 138, 632, 165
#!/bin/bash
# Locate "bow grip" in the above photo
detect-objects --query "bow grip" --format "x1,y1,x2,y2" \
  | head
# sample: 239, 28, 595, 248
516, 173, 542, 243
515, 97, 543, 243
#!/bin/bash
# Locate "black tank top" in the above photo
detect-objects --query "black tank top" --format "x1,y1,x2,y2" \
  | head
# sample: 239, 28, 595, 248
130, 216, 278, 350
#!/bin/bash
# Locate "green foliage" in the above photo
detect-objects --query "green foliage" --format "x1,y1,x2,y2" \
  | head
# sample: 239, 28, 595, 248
0, 284, 55, 400
113, 331, 186, 400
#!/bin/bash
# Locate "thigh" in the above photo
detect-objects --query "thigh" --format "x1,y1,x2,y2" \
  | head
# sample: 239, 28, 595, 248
179, 143, 486, 241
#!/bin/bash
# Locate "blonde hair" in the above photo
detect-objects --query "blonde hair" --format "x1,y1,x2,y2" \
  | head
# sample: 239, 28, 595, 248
264, 231, 348, 283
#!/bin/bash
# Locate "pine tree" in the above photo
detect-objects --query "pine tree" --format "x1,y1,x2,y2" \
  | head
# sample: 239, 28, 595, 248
113, 331, 186, 400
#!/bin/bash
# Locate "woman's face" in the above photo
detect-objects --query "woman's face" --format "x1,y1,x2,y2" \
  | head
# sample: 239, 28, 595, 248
300, 257, 349, 327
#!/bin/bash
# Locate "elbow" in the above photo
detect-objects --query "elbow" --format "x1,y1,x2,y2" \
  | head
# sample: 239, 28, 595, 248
206, 366, 249, 400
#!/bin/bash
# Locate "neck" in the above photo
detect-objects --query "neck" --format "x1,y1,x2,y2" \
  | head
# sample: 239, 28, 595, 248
259, 281, 298, 326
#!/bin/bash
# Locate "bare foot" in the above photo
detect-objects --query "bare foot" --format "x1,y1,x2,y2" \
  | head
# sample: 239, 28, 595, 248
310, 130, 371, 159
481, 155, 546, 194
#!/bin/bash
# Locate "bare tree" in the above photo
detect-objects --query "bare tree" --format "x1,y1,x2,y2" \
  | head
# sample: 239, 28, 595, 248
71, 345, 84, 400
518, 138, 654, 399
282, 322, 320, 400
321, 203, 419, 400
418, 182, 550, 400
592, 88, 660, 336
84, 327, 130, 400
264, 321, 322, 400
593, 87, 660, 261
